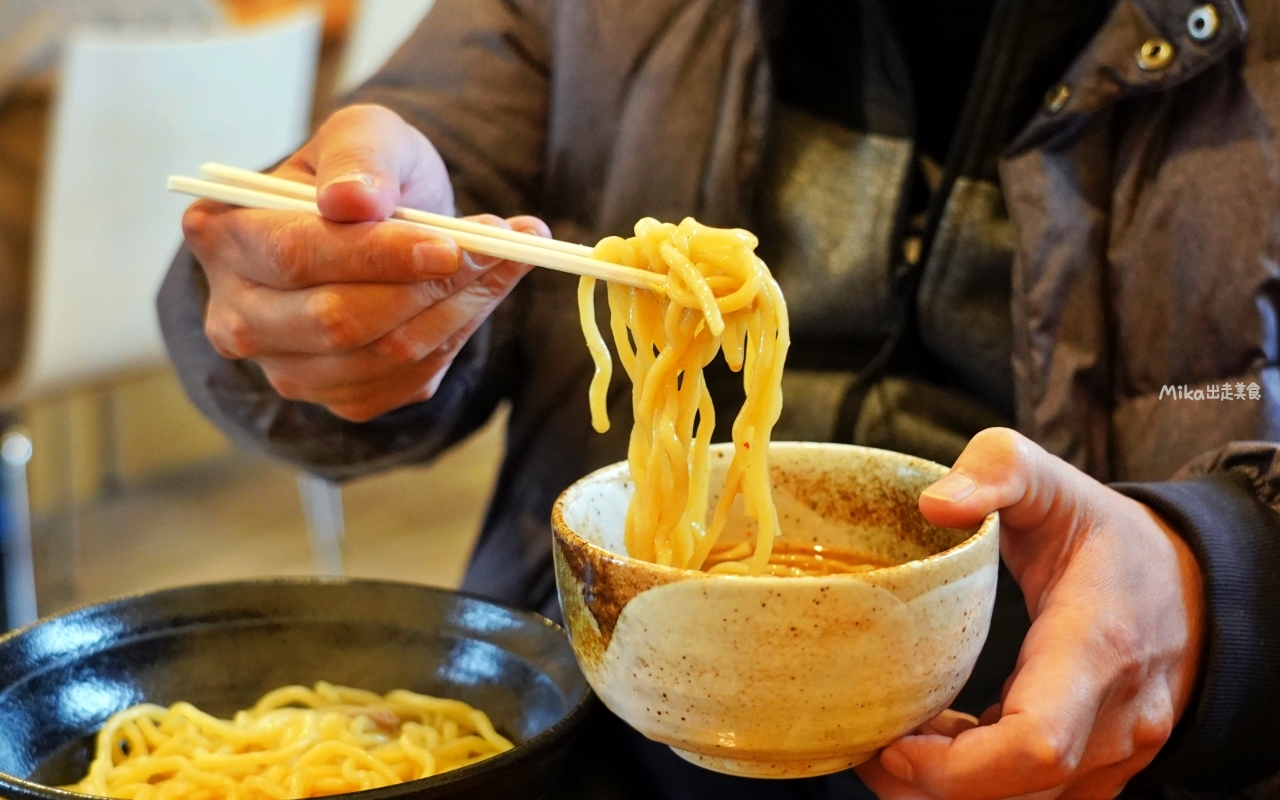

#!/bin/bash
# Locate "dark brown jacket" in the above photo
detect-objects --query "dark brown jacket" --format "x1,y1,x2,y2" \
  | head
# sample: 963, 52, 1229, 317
160, 0, 1280, 792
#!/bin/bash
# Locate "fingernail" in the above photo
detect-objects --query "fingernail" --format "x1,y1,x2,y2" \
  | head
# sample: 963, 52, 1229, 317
880, 748, 914, 781
466, 252, 502, 270
325, 172, 375, 190
413, 241, 459, 275
922, 471, 977, 503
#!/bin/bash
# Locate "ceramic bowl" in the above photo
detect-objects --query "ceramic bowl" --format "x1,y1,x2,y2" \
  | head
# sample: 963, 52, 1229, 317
551, 442, 999, 778
0, 579, 595, 800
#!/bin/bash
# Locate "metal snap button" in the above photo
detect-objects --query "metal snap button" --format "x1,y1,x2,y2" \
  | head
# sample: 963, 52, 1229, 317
1187, 4, 1219, 41
1043, 83, 1072, 113
1137, 38, 1176, 71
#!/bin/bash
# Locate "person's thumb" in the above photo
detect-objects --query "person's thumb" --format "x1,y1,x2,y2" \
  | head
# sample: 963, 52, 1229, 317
309, 104, 437, 223
918, 427, 1097, 541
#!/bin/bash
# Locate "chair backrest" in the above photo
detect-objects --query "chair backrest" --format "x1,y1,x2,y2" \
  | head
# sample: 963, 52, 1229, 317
1, 13, 321, 406
335, 0, 435, 95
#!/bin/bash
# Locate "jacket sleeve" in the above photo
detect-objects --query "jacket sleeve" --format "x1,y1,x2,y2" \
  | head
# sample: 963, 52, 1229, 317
346, 0, 551, 219
156, 0, 551, 481
1112, 442, 1280, 791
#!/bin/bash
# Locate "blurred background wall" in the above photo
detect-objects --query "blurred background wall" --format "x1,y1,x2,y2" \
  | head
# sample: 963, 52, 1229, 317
0, 0, 505, 628
17, 0, 435, 512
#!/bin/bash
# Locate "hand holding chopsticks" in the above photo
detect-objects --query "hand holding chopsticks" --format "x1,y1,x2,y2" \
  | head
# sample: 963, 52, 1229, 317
168, 164, 666, 294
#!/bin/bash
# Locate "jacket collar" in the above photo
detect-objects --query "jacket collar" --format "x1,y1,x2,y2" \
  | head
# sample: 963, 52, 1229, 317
1008, 0, 1247, 154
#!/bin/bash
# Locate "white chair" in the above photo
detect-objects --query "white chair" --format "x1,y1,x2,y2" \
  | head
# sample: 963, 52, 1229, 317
336, 0, 436, 95
0, 14, 323, 629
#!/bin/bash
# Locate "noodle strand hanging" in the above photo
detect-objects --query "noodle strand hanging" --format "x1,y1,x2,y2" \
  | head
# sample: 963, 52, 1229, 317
578, 217, 790, 575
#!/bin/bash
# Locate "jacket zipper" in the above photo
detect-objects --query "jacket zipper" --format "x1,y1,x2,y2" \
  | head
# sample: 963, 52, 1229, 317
914, 0, 1026, 272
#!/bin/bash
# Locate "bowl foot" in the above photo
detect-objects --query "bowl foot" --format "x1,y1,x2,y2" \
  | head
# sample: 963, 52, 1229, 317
669, 747, 877, 778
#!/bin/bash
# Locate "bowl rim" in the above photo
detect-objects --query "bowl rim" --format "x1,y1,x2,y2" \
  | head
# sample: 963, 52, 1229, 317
551, 441, 999, 583
0, 576, 599, 800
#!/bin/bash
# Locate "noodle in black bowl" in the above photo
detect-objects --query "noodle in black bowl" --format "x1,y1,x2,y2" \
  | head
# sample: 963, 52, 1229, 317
0, 579, 595, 800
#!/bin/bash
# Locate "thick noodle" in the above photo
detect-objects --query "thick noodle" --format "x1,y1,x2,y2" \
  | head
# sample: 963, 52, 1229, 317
579, 217, 790, 575
63, 683, 512, 800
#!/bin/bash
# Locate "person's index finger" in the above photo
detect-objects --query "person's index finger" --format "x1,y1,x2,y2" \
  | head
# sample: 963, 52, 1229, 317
228, 210, 459, 288
881, 612, 1105, 800
268, 156, 319, 188
884, 718, 1080, 800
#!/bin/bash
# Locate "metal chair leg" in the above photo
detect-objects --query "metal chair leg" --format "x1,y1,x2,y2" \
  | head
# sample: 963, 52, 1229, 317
96, 387, 124, 498
33, 399, 78, 612
1, 431, 38, 629
296, 473, 345, 576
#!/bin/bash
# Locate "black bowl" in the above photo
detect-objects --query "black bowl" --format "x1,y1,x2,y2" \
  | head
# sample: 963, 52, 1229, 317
0, 578, 595, 800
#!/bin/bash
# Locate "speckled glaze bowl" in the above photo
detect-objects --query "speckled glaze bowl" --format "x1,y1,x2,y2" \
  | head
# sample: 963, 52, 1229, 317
551, 442, 999, 779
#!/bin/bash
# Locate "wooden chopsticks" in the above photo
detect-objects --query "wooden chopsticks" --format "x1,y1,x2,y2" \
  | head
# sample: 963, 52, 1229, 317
167, 163, 666, 293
